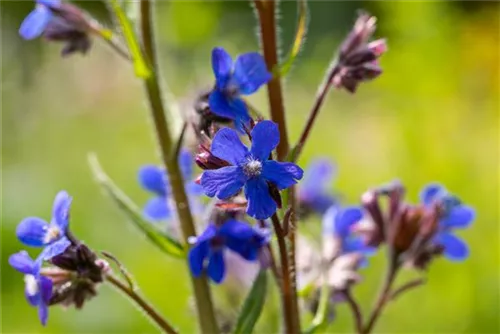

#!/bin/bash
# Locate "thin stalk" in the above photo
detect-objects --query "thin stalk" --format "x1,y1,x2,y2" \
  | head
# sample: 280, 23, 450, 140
271, 214, 299, 334
139, 1, 218, 333
343, 290, 363, 334
106, 274, 178, 334
362, 259, 400, 334
291, 62, 340, 163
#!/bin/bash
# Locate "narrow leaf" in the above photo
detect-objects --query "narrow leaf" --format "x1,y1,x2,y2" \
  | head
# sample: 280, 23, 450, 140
275, 0, 309, 77
88, 153, 185, 258
108, 0, 151, 78
233, 270, 268, 334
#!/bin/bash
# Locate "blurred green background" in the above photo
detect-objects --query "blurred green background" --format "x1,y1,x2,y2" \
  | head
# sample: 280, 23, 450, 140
1, 1, 499, 333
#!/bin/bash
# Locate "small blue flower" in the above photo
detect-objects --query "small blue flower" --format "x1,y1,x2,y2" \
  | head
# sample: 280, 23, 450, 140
323, 206, 374, 257
19, 0, 61, 40
200, 120, 304, 219
138, 149, 203, 221
188, 220, 268, 283
9, 251, 53, 326
420, 183, 475, 262
298, 159, 336, 214
209, 47, 272, 130
16, 191, 72, 261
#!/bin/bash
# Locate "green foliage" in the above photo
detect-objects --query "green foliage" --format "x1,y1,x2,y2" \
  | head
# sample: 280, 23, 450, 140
233, 270, 268, 334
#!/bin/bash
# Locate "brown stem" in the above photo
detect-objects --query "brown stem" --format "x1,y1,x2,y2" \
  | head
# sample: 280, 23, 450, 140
291, 63, 340, 163
139, 2, 218, 333
343, 290, 364, 334
254, 0, 289, 161
362, 261, 399, 334
106, 274, 178, 334
271, 213, 299, 334
389, 278, 425, 301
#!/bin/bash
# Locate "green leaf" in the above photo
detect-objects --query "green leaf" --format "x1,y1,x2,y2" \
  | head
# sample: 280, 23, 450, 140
108, 0, 151, 78
274, 0, 309, 78
233, 270, 268, 334
88, 153, 185, 259
304, 281, 330, 334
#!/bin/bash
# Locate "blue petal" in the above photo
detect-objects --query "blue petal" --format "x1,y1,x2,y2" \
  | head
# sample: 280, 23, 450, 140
197, 223, 218, 244
16, 217, 49, 247
9, 251, 35, 274
207, 251, 226, 284
138, 165, 168, 196
233, 52, 272, 95
143, 196, 171, 221
25, 283, 40, 306
38, 301, 49, 326
212, 47, 233, 89
208, 91, 251, 129
261, 160, 303, 190
244, 177, 276, 219
39, 276, 53, 305
188, 242, 208, 278
211, 127, 249, 165
201, 166, 246, 199
299, 159, 335, 198
334, 207, 363, 238
420, 183, 445, 206
186, 181, 204, 196
39, 237, 71, 261
250, 120, 280, 161
19, 7, 52, 40
322, 206, 338, 235
343, 237, 367, 254
179, 149, 194, 180
218, 219, 257, 240
441, 205, 475, 229
51, 191, 71, 231
435, 232, 469, 261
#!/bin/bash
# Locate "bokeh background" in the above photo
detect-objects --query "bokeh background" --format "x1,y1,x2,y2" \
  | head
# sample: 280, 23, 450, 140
2, 1, 499, 333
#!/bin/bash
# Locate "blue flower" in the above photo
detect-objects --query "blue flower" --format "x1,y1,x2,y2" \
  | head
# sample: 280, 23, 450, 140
19, 0, 61, 40
16, 191, 72, 261
200, 120, 304, 219
188, 220, 268, 283
209, 47, 272, 130
138, 149, 203, 221
420, 183, 475, 262
9, 251, 53, 326
298, 159, 336, 214
323, 206, 374, 257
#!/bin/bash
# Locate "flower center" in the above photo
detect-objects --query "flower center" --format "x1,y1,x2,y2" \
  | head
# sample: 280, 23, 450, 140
243, 159, 262, 177
44, 225, 61, 244
24, 274, 38, 296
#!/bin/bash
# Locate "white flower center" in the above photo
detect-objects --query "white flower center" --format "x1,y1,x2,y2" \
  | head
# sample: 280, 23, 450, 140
44, 225, 61, 244
243, 159, 262, 177
24, 274, 38, 296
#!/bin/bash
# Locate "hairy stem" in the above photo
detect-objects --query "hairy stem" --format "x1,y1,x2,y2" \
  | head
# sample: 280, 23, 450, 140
271, 214, 299, 334
363, 259, 399, 334
291, 62, 339, 163
343, 289, 364, 334
106, 274, 178, 334
139, 1, 218, 333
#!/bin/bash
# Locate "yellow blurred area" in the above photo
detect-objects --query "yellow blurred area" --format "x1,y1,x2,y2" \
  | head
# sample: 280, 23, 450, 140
1, 1, 498, 333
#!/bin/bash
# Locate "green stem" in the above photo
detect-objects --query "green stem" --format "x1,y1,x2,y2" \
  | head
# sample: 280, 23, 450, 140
139, 1, 218, 333
106, 274, 178, 334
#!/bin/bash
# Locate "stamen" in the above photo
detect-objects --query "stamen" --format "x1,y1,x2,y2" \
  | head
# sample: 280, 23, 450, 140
24, 275, 38, 296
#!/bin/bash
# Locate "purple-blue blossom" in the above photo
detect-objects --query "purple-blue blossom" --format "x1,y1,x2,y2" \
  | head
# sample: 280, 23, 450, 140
420, 183, 475, 261
19, 0, 61, 40
16, 191, 72, 261
200, 120, 304, 219
298, 159, 336, 214
138, 149, 203, 221
209, 47, 272, 130
188, 220, 269, 283
9, 251, 53, 326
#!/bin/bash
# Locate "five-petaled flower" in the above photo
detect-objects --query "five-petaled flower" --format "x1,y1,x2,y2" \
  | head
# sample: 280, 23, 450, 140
200, 120, 304, 219
298, 159, 337, 215
420, 183, 475, 261
209, 47, 272, 130
138, 149, 203, 221
16, 191, 72, 261
9, 251, 53, 326
188, 220, 268, 283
